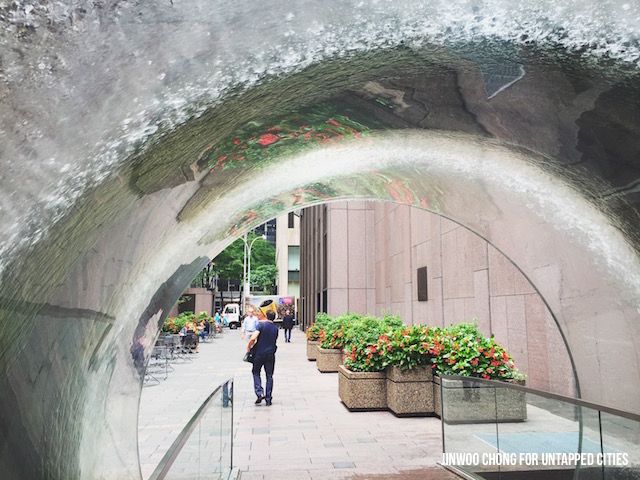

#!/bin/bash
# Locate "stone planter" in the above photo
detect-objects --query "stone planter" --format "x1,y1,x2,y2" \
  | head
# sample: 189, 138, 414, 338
434, 376, 527, 423
306, 340, 320, 361
338, 365, 387, 411
316, 346, 343, 373
386, 365, 435, 417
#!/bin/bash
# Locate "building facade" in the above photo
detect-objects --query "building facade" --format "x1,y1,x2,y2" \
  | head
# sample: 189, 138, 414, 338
300, 201, 574, 397
275, 211, 301, 298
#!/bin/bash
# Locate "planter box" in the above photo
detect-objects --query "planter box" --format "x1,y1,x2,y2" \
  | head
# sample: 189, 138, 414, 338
386, 365, 435, 417
316, 346, 343, 373
338, 365, 387, 411
306, 340, 320, 361
434, 376, 527, 423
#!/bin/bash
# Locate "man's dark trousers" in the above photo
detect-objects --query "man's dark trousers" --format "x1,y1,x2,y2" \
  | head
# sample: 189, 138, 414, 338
252, 353, 275, 400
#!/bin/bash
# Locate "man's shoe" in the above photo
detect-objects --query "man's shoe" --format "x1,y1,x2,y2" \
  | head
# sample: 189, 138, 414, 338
254, 396, 264, 405
265, 399, 272, 406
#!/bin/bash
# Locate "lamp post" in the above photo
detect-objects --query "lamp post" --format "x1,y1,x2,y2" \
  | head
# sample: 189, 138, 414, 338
242, 234, 266, 297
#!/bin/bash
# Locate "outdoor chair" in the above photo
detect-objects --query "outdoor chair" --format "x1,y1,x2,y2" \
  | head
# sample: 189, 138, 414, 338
144, 345, 169, 385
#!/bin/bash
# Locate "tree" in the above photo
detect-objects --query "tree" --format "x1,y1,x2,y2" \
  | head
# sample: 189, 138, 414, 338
250, 264, 278, 293
211, 233, 276, 285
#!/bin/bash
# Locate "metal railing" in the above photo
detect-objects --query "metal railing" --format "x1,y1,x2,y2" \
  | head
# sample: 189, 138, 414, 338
149, 378, 235, 480
439, 375, 640, 480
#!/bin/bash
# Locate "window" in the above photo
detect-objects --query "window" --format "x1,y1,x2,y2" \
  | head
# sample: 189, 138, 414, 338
288, 246, 300, 270
417, 266, 428, 301
288, 270, 300, 282
288, 211, 295, 228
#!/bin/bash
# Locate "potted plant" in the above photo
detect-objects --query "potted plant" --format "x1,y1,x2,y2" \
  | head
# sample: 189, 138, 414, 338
306, 313, 331, 361
337, 314, 404, 408
431, 323, 527, 423
384, 324, 436, 417
316, 316, 347, 372
339, 340, 388, 411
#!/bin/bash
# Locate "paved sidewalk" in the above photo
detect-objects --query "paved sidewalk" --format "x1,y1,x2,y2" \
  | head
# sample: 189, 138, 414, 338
138, 328, 447, 479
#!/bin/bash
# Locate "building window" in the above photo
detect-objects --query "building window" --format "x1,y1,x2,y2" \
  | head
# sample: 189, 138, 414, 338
288, 270, 300, 282
417, 266, 428, 301
288, 211, 295, 228
288, 246, 300, 271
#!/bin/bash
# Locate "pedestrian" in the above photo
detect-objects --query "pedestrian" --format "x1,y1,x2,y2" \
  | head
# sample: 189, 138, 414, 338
241, 307, 259, 339
246, 310, 279, 406
282, 309, 295, 343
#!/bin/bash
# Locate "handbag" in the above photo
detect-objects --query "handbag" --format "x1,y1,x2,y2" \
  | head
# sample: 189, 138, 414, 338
243, 350, 254, 363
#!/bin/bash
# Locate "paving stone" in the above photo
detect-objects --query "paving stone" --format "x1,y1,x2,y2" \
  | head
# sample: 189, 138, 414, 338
333, 461, 356, 469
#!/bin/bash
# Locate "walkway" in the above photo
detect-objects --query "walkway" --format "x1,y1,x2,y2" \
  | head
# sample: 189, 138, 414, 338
138, 328, 454, 480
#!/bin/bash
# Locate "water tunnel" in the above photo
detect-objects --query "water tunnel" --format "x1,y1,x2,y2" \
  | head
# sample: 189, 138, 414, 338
1, 1, 640, 479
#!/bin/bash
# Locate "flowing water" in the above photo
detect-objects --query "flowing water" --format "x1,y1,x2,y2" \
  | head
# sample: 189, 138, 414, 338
0, 0, 639, 273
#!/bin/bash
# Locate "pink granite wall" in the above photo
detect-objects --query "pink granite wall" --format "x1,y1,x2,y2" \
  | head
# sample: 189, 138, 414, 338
326, 201, 376, 316
325, 201, 574, 397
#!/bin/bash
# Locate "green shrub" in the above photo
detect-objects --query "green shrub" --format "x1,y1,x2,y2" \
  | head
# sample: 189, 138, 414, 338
306, 312, 332, 341
162, 311, 196, 334
341, 319, 524, 381
318, 315, 349, 349
432, 323, 524, 381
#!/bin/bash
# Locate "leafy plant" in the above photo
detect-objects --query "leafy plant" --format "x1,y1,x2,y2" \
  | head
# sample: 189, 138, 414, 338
431, 323, 523, 381
342, 313, 401, 349
383, 324, 436, 370
318, 315, 348, 349
344, 339, 388, 372
306, 312, 331, 341
162, 311, 196, 334
340, 318, 524, 381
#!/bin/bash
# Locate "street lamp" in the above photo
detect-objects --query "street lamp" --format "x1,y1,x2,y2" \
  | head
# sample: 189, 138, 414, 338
242, 233, 266, 297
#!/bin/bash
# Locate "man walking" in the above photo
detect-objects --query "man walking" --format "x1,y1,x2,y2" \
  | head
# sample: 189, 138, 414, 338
241, 307, 259, 339
282, 309, 295, 343
246, 310, 278, 406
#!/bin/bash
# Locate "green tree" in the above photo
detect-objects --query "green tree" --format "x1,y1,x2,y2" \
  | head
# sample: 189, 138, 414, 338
212, 233, 277, 284
250, 264, 278, 293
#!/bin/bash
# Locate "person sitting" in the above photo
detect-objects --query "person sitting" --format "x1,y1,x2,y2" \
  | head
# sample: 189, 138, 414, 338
184, 321, 199, 353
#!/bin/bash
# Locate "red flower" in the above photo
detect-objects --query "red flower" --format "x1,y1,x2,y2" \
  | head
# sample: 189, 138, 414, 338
490, 360, 501, 367
326, 118, 341, 127
257, 133, 279, 146
502, 351, 509, 361
471, 358, 479, 366
213, 154, 228, 169
232, 138, 241, 145
482, 374, 490, 380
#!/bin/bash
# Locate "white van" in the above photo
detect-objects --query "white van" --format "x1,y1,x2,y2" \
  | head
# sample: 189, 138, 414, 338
223, 303, 241, 329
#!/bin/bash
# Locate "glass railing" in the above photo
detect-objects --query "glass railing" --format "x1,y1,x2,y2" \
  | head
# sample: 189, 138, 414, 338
439, 375, 640, 480
148, 378, 234, 480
